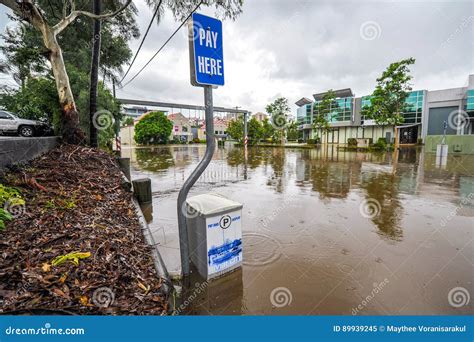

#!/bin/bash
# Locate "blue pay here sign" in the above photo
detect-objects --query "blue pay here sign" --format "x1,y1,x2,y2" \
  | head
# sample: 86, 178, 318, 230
189, 13, 224, 87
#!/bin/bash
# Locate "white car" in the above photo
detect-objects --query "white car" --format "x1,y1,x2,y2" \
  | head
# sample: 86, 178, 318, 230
0, 110, 51, 137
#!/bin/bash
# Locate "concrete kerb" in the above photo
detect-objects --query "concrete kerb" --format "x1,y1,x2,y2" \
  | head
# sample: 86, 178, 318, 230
0, 136, 60, 169
118, 167, 174, 311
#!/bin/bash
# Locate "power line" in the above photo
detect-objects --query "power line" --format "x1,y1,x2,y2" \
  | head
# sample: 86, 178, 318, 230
120, 0, 204, 89
119, 0, 163, 84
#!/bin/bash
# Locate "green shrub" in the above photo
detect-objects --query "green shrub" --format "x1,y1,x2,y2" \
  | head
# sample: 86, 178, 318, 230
134, 111, 173, 145
307, 139, 315, 145
347, 138, 358, 147
371, 137, 388, 150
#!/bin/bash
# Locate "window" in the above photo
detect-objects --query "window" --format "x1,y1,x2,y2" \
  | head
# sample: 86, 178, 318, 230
466, 89, 474, 115
313, 96, 353, 123
0, 111, 12, 119
361, 91, 424, 124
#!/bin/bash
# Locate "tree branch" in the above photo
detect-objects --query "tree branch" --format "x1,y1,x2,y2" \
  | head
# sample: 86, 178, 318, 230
53, 0, 133, 35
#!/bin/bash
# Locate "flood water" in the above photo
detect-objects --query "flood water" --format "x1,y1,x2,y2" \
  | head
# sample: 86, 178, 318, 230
123, 144, 473, 315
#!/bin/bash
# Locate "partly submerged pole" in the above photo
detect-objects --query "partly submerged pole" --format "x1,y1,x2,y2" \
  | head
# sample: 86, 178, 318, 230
177, 85, 215, 277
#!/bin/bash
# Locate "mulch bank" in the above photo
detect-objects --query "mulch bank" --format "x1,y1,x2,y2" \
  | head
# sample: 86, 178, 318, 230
0, 144, 168, 315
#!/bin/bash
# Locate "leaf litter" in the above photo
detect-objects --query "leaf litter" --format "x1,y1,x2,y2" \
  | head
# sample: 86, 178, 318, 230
0, 144, 168, 315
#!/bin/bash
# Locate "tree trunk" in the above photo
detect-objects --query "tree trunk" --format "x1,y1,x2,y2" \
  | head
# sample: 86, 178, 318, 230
89, 0, 101, 147
46, 31, 85, 144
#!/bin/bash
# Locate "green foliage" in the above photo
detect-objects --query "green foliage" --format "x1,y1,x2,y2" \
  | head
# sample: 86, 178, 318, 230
313, 89, 335, 132
0, 25, 47, 86
0, 1, 138, 140
261, 118, 275, 141
286, 120, 299, 141
247, 117, 263, 145
227, 117, 244, 142
266, 98, 290, 144
134, 111, 172, 145
0, 184, 24, 231
122, 117, 135, 126
306, 139, 316, 145
371, 137, 388, 150
144, 0, 243, 21
362, 58, 416, 126
347, 138, 358, 147
0, 77, 60, 123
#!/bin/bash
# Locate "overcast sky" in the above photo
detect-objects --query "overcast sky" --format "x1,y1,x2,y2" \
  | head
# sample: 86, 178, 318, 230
1, 0, 473, 115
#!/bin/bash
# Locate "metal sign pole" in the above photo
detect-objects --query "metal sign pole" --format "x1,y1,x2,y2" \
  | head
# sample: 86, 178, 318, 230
177, 85, 215, 277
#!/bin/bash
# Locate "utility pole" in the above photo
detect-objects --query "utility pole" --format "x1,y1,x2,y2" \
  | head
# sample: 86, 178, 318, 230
89, 0, 101, 148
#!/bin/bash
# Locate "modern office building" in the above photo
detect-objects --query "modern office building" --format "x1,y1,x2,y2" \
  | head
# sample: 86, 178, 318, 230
296, 75, 474, 149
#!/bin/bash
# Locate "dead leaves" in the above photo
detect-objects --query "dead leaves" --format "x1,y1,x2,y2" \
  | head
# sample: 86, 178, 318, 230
0, 145, 167, 315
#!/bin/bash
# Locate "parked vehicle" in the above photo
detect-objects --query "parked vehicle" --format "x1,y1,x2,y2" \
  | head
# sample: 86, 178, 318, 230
0, 110, 53, 137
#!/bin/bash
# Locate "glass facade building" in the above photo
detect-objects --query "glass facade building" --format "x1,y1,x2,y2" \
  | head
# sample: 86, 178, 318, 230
313, 96, 353, 123
466, 89, 474, 116
360, 91, 424, 125
297, 104, 312, 125
295, 75, 473, 144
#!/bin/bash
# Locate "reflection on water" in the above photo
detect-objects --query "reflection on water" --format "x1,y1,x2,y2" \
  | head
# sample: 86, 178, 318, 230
124, 144, 474, 315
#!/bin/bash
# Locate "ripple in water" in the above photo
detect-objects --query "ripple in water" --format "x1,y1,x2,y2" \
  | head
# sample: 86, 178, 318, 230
243, 232, 282, 266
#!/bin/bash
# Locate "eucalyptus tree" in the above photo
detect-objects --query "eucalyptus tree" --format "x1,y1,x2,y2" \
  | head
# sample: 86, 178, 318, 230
0, 0, 243, 144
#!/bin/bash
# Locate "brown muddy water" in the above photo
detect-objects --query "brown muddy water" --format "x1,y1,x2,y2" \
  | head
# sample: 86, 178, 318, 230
123, 145, 473, 315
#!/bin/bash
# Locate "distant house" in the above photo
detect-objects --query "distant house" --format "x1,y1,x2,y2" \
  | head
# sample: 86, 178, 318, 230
252, 112, 268, 122
201, 118, 229, 140
168, 113, 193, 143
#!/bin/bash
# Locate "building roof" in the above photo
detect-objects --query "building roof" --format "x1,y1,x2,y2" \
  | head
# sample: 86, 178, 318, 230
295, 97, 313, 106
252, 112, 268, 119
201, 118, 229, 130
313, 88, 354, 101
